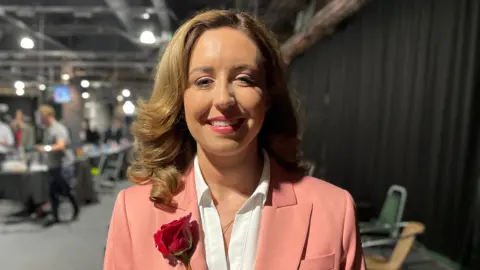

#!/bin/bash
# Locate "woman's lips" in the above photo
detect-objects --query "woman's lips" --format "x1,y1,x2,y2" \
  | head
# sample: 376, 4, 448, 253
208, 119, 244, 134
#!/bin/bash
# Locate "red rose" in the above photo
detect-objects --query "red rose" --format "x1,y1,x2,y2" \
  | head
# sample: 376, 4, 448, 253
154, 213, 199, 267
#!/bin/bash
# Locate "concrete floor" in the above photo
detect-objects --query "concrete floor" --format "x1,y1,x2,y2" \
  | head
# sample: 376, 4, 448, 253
0, 182, 130, 270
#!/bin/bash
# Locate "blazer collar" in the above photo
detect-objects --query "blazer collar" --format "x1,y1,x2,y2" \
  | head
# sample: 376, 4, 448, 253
255, 160, 312, 270
174, 157, 299, 210
169, 157, 308, 270
266, 159, 298, 208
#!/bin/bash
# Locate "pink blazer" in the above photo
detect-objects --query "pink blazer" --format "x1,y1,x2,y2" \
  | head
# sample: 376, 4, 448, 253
104, 161, 365, 270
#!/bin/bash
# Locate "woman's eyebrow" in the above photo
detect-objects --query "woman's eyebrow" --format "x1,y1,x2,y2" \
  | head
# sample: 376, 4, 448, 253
189, 66, 213, 75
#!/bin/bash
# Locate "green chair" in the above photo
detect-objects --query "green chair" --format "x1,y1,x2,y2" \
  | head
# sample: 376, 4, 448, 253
360, 185, 407, 238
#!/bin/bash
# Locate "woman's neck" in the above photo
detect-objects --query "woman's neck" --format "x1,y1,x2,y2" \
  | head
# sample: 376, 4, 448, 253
196, 142, 264, 201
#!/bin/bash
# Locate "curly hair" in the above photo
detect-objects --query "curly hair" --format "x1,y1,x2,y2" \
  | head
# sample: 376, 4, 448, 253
129, 9, 304, 206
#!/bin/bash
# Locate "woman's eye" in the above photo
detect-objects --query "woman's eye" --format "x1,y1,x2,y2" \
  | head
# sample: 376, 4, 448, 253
237, 76, 256, 86
194, 78, 213, 88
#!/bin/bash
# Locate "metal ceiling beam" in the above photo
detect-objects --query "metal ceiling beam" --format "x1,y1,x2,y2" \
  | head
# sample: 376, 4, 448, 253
0, 23, 129, 36
0, 13, 77, 58
0, 23, 143, 50
150, 0, 171, 32
0, 79, 152, 86
0, 5, 154, 16
0, 60, 156, 68
104, 0, 135, 32
0, 50, 150, 60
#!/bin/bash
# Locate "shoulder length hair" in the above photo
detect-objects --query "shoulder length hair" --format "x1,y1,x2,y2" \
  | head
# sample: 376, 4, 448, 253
129, 9, 304, 206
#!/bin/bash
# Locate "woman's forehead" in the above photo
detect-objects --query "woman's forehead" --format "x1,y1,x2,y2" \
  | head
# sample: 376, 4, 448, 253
188, 27, 262, 71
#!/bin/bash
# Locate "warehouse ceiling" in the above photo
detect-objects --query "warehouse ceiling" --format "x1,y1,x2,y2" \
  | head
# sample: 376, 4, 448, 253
0, 0, 312, 101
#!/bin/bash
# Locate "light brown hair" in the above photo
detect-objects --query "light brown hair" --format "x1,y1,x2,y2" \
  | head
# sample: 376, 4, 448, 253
129, 10, 303, 206
39, 105, 56, 118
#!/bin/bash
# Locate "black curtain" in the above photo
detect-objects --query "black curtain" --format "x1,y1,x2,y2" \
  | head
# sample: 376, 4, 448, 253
288, 0, 479, 265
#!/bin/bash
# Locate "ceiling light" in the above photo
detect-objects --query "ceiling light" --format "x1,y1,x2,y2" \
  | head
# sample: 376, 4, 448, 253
61, 74, 70, 81
140, 30, 155, 44
15, 88, 25, 96
20, 37, 34, 49
123, 100, 135, 115
142, 13, 150, 20
38, 84, 46, 91
81, 92, 90, 99
14, 80, 25, 89
121, 89, 131, 97
80, 79, 90, 88
92, 82, 101, 89
117, 95, 124, 102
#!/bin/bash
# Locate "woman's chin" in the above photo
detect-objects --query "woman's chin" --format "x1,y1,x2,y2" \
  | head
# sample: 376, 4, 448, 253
198, 139, 252, 157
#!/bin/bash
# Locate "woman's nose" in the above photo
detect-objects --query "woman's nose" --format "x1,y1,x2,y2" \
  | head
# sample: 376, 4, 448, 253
212, 82, 236, 109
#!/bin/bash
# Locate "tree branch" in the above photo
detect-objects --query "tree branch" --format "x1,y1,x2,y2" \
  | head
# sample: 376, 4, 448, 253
280, 0, 370, 65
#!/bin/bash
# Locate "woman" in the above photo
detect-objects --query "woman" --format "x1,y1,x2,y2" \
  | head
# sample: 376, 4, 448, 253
104, 10, 365, 270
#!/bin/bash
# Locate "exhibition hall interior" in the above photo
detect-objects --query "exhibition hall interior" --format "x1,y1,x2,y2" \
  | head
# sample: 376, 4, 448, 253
0, 0, 478, 269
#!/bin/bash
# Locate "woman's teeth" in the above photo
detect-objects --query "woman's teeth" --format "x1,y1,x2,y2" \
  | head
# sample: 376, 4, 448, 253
211, 120, 239, 127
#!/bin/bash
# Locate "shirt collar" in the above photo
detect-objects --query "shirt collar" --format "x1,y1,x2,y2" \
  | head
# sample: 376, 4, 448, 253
194, 150, 271, 206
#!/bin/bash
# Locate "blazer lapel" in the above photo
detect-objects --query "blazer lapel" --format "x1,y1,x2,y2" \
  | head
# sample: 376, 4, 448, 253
255, 163, 312, 270
156, 168, 208, 270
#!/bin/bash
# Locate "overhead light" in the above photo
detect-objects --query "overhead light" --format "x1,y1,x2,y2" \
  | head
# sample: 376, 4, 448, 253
80, 79, 90, 88
140, 30, 155, 44
61, 74, 70, 81
92, 81, 101, 89
81, 92, 90, 99
117, 95, 124, 102
142, 13, 150, 20
122, 89, 131, 97
123, 100, 135, 115
15, 88, 25, 96
14, 80, 25, 89
20, 37, 34, 49
38, 84, 46, 91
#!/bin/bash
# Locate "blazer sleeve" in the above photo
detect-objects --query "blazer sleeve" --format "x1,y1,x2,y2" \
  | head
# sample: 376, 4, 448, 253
341, 190, 366, 270
104, 190, 134, 270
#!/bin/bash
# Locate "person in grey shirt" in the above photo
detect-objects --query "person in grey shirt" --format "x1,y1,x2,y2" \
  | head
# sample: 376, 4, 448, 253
37, 105, 79, 227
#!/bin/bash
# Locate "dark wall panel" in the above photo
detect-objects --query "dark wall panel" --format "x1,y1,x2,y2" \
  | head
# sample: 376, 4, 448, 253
288, 0, 479, 263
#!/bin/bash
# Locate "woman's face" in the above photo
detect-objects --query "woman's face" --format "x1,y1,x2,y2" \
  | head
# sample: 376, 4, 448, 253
183, 27, 267, 157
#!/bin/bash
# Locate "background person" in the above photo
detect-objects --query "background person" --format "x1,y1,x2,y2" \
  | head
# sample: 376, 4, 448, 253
11, 110, 35, 149
37, 105, 79, 227
0, 113, 14, 162
103, 118, 123, 144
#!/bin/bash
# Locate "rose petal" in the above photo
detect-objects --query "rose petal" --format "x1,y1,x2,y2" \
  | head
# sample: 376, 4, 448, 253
186, 221, 200, 258
189, 221, 199, 245
161, 219, 182, 230
154, 213, 195, 257
169, 215, 193, 253
154, 230, 169, 255
170, 236, 191, 254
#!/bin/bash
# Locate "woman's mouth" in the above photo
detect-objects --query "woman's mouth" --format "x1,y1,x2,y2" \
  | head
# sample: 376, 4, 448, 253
208, 118, 245, 134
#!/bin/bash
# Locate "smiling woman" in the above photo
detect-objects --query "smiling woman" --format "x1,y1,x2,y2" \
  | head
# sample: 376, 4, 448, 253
104, 9, 365, 270
129, 10, 301, 206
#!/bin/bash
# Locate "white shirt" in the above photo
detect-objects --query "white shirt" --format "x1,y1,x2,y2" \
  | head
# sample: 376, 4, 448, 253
0, 122, 14, 154
194, 151, 270, 270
